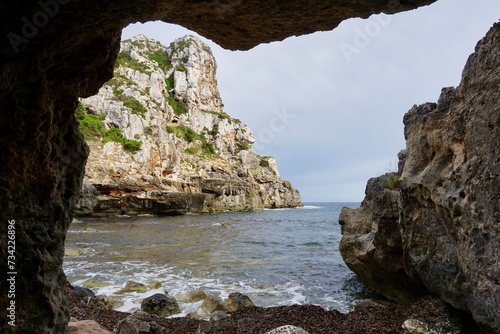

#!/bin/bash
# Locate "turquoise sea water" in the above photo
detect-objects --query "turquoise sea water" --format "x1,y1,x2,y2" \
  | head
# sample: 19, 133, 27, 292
63, 202, 375, 315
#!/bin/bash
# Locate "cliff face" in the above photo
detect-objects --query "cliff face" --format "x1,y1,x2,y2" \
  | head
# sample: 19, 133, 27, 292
340, 23, 500, 332
76, 35, 302, 215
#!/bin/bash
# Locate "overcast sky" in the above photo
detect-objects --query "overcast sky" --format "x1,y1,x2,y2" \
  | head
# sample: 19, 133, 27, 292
122, 0, 500, 202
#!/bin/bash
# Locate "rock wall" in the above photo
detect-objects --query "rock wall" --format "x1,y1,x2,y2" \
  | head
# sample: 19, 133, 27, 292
76, 35, 301, 215
339, 173, 429, 303
0, 0, 456, 333
339, 22, 500, 332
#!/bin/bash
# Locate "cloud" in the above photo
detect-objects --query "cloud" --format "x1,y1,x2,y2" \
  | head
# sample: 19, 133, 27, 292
122, 0, 500, 202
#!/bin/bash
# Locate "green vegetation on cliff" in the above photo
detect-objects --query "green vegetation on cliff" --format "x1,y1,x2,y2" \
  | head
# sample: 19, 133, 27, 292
166, 125, 215, 155
167, 96, 188, 116
76, 103, 141, 153
116, 51, 151, 73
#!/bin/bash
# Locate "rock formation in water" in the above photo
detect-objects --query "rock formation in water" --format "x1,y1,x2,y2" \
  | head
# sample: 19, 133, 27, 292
339, 173, 429, 304
76, 35, 301, 215
339, 22, 500, 332
0, 0, 464, 333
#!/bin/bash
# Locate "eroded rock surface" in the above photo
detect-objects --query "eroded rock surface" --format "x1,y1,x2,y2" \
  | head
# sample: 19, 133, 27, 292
340, 23, 500, 332
339, 173, 428, 303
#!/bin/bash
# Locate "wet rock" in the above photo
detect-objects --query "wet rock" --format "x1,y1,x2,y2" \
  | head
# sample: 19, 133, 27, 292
113, 312, 166, 334
88, 295, 124, 310
176, 290, 207, 303
83, 280, 113, 289
147, 282, 162, 289
65, 248, 89, 257
200, 295, 226, 315
141, 293, 180, 317
74, 286, 97, 299
117, 281, 148, 294
225, 292, 255, 313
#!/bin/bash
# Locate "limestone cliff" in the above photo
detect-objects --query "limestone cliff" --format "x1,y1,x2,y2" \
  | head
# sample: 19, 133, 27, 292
339, 23, 500, 332
76, 35, 302, 215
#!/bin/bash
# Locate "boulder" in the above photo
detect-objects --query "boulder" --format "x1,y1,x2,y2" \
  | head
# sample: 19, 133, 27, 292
147, 282, 162, 289
114, 312, 166, 334
209, 311, 230, 322
265, 325, 310, 334
339, 174, 428, 303
140, 293, 180, 317
176, 290, 207, 303
199, 295, 226, 315
225, 292, 255, 313
117, 281, 148, 294
196, 318, 232, 334
83, 280, 113, 289
402, 318, 461, 334
74, 286, 96, 299
68, 319, 112, 334
88, 295, 124, 310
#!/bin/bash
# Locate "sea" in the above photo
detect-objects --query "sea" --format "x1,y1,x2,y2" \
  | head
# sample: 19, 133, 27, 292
63, 202, 377, 316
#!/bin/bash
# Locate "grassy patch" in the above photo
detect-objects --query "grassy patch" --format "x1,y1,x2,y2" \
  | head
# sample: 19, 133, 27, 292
381, 174, 400, 190
123, 97, 147, 116
167, 96, 188, 116
166, 125, 215, 155
76, 103, 107, 141
149, 49, 172, 71
258, 156, 272, 167
184, 145, 201, 155
176, 64, 187, 72
165, 74, 174, 90
115, 51, 151, 73
76, 103, 141, 153
235, 141, 250, 153
103, 127, 141, 153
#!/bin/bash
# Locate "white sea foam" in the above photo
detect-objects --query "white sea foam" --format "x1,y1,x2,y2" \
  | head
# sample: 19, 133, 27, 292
299, 205, 322, 210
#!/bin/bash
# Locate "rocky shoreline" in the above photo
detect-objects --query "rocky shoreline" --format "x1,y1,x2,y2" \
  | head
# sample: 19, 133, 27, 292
65, 282, 483, 334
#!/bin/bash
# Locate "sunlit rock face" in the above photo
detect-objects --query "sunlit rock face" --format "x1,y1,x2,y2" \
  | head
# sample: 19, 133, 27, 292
77, 35, 302, 215
340, 23, 500, 332
0, 0, 439, 333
